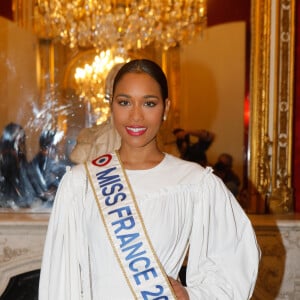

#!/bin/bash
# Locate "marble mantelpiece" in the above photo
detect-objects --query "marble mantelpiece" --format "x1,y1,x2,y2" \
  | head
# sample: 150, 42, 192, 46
0, 213, 49, 295
0, 213, 300, 299
249, 214, 300, 300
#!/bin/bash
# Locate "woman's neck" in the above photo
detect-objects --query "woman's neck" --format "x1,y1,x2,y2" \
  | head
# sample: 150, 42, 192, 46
117, 146, 164, 170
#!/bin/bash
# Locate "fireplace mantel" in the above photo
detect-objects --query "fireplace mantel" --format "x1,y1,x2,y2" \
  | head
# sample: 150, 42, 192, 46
0, 213, 49, 295
249, 214, 300, 300
0, 213, 300, 299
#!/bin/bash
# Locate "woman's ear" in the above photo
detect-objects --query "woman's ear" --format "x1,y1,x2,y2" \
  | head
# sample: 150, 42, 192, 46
163, 99, 171, 121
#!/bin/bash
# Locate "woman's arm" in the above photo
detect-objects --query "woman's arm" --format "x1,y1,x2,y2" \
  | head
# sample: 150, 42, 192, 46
185, 175, 260, 299
39, 166, 91, 300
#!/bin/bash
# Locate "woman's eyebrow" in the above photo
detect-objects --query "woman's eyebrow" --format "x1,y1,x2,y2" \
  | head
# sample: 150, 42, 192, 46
114, 93, 159, 99
144, 94, 160, 99
114, 93, 130, 98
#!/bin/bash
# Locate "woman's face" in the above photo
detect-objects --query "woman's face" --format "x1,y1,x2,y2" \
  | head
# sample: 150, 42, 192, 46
111, 72, 169, 150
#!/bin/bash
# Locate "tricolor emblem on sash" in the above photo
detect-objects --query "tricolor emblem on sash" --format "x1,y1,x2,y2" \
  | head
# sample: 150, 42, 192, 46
85, 152, 177, 300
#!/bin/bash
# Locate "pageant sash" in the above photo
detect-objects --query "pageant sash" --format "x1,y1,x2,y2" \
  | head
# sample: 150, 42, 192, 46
85, 152, 177, 300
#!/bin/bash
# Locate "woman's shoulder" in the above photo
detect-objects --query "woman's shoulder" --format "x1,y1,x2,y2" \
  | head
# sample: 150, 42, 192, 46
166, 153, 231, 186
164, 153, 206, 172
161, 153, 215, 183
60, 162, 86, 184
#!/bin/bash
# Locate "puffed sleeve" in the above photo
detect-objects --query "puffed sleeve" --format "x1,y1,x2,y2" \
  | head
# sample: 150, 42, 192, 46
39, 165, 91, 300
186, 173, 260, 299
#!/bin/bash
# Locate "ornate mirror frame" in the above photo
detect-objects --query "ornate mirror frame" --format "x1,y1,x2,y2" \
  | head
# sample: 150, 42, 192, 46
12, 0, 296, 214
248, 0, 295, 214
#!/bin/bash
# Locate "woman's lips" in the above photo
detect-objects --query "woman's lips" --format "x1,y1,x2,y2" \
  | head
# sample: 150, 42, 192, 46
126, 126, 147, 136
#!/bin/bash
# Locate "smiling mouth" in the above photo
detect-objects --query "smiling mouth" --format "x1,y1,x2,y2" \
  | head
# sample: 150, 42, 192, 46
126, 126, 147, 136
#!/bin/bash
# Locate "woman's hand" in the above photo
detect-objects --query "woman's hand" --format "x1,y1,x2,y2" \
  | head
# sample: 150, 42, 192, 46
168, 277, 190, 300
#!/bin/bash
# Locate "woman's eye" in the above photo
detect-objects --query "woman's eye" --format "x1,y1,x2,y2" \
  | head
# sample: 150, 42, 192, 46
144, 101, 156, 107
118, 99, 130, 106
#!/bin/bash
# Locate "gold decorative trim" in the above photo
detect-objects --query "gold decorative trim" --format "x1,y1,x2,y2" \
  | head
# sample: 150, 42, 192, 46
269, 0, 295, 213
248, 0, 272, 213
249, 0, 295, 214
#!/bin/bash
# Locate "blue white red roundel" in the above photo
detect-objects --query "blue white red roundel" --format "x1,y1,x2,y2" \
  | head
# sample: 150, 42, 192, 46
92, 154, 112, 167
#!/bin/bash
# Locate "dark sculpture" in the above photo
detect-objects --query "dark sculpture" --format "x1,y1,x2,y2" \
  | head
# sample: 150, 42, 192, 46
0, 123, 37, 208
0, 123, 69, 209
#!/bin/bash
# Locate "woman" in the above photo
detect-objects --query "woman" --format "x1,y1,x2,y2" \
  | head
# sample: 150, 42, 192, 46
39, 59, 260, 299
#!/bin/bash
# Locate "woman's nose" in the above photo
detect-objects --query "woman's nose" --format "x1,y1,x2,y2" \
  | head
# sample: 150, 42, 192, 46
130, 105, 143, 121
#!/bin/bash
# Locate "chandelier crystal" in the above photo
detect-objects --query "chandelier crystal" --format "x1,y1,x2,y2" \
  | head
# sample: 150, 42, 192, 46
34, 0, 207, 51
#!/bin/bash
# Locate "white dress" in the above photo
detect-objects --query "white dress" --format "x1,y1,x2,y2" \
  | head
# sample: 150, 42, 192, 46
39, 153, 260, 300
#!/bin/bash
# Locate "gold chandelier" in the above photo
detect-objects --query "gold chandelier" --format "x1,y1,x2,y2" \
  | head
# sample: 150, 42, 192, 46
34, 0, 207, 52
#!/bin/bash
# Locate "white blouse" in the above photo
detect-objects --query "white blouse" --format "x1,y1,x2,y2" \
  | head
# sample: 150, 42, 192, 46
39, 153, 260, 300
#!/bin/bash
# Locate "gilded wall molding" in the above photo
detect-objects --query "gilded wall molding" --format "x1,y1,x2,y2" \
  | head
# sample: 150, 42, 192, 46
249, 0, 295, 213
268, 0, 295, 213
249, 0, 272, 213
